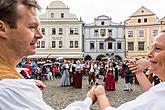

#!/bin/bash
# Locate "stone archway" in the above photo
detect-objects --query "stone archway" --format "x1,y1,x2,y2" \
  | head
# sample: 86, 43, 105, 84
84, 55, 92, 61
114, 55, 122, 61
96, 54, 106, 61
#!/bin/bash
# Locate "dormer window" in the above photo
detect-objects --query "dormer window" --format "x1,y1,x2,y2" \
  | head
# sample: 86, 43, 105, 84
51, 13, 54, 18
101, 21, 105, 25
61, 13, 64, 18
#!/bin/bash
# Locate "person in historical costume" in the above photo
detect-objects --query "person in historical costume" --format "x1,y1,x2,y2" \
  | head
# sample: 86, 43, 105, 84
74, 60, 83, 88
114, 63, 119, 82
88, 61, 96, 86
120, 64, 125, 78
60, 60, 70, 87
68, 60, 76, 86
104, 63, 115, 91
123, 60, 134, 91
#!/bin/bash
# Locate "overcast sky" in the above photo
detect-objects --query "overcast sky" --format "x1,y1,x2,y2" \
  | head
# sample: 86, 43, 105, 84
38, 0, 165, 23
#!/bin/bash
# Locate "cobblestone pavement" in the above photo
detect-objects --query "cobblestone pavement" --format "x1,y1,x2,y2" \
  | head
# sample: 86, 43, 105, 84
43, 76, 143, 110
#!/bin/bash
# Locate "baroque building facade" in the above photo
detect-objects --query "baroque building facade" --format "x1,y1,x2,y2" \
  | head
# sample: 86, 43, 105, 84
161, 17, 165, 28
29, 1, 83, 58
84, 15, 125, 61
124, 6, 163, 57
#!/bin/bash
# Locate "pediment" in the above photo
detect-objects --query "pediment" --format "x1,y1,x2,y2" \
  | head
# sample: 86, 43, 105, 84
48, 1, 66, 9
104, 36, 115, 42
131, 6, 155, 17
161, 16, 165, 21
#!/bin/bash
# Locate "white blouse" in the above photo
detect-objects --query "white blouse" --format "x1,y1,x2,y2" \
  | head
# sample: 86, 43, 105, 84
105, 82, 165, 110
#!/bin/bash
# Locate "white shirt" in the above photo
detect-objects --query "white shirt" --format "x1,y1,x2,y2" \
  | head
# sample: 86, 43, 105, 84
63, 97, 92, 110
0, 79, 92, 110
75, 64, 81, 72
90, 64, 95, 72
0, 79, 53, 110
105, 82, 165, 110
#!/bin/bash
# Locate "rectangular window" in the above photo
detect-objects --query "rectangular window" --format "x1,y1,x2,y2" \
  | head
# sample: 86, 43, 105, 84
99, 42, 104, 49
139, 30, 144, 37
117, 42, 122, 49
41, 41, 45, 48
41, 28, 45, 35
51, 13, 54, 18
101, 21, 105, 25
52, 28, 56, 35
59, 28, 63, 35
52, 41, 56, 48
75, 28, 78, 35
138, 19, 141, 23
144, 18, 147, 22
61, 13, 64, 18
75, 41, 78, 48
94, 30, 99, 36
59, 41, 62, 48
138, 42, 144, 50
128, 42, 134, 50
128, 31, 133, 37
37, 41, 40, 48
90, 42, 95, 50
108, 42, 112, 49
153, 29, 158, 37
108, 29, 112, 36
70, 41, 73, 48
70, 28, 74, 35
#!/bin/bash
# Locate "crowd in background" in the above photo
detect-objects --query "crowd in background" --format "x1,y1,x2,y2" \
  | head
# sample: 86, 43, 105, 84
16, 57, 160, 90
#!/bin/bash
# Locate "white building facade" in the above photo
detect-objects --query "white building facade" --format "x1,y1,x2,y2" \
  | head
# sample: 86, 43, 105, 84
29, 1, 83, 59
84, 15, 125, 61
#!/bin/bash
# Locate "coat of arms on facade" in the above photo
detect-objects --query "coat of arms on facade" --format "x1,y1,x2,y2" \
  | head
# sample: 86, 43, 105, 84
100, 29, 106, 36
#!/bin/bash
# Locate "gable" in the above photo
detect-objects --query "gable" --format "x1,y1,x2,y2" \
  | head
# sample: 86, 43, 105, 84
131, 6, 155, 17
161, 16, 165, 21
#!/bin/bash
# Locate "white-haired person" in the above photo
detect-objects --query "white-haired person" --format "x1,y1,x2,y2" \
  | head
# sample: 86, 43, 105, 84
91, 29, 165, 110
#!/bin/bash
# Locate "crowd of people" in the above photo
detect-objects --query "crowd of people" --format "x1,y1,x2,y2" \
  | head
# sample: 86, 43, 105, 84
0, 0, 164, 109
16, 58, 120, 88
16, 57, 159, 92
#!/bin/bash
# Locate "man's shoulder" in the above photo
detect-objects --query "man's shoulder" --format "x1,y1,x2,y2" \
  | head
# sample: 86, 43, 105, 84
0, 79, 35, 89
0, 79, 40, 99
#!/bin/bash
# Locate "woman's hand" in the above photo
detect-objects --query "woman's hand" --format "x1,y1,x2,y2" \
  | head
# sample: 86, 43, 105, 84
127, 58, 152, 92
35, 80, 46, 91
127, 61, 143, 74
127, 58, 149, 74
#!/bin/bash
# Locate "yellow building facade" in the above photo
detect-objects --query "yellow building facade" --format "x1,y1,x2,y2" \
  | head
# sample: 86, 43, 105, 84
125, 6, 162, 57
161, 17, 165, 29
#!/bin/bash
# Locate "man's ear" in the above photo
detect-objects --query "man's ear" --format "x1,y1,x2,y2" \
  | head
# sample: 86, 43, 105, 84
0, 20, 7, 38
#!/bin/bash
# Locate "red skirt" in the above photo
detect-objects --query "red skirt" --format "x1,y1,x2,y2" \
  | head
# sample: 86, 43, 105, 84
104, 73, 115, 91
